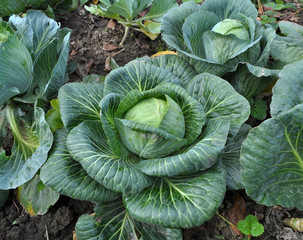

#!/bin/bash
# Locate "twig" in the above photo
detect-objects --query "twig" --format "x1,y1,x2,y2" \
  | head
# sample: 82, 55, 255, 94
216, 211, 238, 229
279, 7, 303, 22
12, 199, 19, 213
45, 224, 49, 240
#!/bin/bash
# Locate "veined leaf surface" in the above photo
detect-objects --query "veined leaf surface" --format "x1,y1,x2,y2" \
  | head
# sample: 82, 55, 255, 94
40, 128, 120, 202
0, 107, 52, 189
75, 198, 182, 240
271, 58, 303, 118
241, 104, 303, 210
67, 120, 153, 194
59, 82, 104, 131
0, 34, 33, 105
124, 163, 226, 228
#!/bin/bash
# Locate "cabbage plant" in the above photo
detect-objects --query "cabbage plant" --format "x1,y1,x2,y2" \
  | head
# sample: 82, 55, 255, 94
161, 0, 280, 99
85, 0, 178, 45
40, 54, 250, 238
0, 0, 87, 18
0, 10, 70, 190
240, 58, 303, 210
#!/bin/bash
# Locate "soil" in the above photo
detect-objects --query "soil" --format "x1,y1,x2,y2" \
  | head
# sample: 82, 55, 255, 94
1, 1, 303, 240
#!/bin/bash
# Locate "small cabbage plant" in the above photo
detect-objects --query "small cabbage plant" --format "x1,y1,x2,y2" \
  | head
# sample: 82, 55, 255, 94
40, 54, 250, 239
240, 58, 303, 210
85, 0, 178, 45
161, 0, 280, 99
0, 10, 70, 190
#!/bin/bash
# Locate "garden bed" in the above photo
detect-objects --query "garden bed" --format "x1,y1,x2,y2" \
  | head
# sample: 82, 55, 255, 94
1, 2, 303, 240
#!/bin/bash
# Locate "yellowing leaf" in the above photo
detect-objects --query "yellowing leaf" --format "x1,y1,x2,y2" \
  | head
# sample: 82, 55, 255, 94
93, 0, 99, 4
152, 51, 177, 58
139, 28, 159, 40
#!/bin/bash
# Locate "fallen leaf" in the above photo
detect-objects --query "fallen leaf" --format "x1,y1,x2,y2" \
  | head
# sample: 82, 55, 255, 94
104, 55, 111, 72
290, 15, 299, 23
152, 51, 177, 58
102, 42, 119, 51
107, 19, 116, 29
104, 48, 125, 72
70, 49, 77, 56
73, 231, 77, 240
85, 60, 94, 74
227, 194, 247, 235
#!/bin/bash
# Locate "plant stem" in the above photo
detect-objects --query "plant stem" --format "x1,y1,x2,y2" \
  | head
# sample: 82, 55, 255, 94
216, 211, 238, 229
279, 7, 303, 22
119, 26, 130, 46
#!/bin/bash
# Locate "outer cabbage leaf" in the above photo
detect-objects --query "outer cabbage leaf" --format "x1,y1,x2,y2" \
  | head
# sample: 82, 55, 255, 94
186, 73, 250, 135
124, 163, 226, 228
270, 21, 303, 65
132, 55, 198, 86
40, 128, 120, 202
104, 61, 181, 96
9, 10, 61, 56
17, 174, 59, 216
226, 63, 279, 98
0, 34, 33, 105
0, 107, 53, 189
222, 123, 251, 190
142, 0, 178, 22
0, 0, 26, 17
240, 104, 303, 210
67, 120, 153, 194
75, 198, 182, 240
59, 82, 104, 131
200, 0, 258, 21
271, 58, 303, 118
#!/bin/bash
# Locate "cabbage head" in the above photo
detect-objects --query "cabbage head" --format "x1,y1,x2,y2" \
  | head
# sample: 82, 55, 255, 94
161, 0, 280, 99
40, 55, 250, 238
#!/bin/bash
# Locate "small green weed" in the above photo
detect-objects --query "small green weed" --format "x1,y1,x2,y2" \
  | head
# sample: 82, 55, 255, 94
237, 215, 265, 239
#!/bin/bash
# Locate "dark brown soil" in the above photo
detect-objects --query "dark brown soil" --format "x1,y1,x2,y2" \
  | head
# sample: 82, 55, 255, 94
1, 2, 303, 240
60, 6, 166, 81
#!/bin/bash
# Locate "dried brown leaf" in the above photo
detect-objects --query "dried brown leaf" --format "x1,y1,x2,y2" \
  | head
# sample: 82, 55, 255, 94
107, 19, 116, 29
104, 55, 111, 72
102, 42, 119, 51
227, 195, 247, 235
85, 60, 94, 74
70, 49, 78, 56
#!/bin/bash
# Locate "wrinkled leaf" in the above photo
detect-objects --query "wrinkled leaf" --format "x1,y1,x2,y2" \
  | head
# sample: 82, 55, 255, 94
40, 128, 120, 202
17, 174, 59, 216
0, 107, 52, 190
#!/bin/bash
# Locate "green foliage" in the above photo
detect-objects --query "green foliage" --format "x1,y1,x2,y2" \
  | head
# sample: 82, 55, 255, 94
237, 215, 264, 238
85, 0, 178, 44
0, 10, 70, 190
240, 59, 303, 210
257, 0, 296, 29
0, 0, 86, 18
45, 99, 64, 133
251, 98, 268, 120
17, 174, 59, 215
